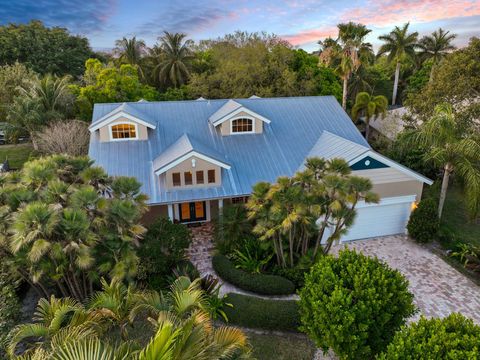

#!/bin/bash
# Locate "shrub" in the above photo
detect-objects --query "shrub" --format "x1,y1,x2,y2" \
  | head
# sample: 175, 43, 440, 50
407, 198, 439, 243
36, 120, 90, 156
0, 263, 20, 357
299, 249, 416, 360
212, 254, 295, 295
272, 266, 309, 289
223, 293, 300, 332
137, 218, 191, 289
378, 313, 480, 359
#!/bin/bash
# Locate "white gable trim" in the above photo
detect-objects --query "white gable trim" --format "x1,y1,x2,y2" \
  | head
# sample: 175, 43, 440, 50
89, 111, 156, 132
155, 151, 231, 175
349, 150, 433, 185
211, 107, 271, 127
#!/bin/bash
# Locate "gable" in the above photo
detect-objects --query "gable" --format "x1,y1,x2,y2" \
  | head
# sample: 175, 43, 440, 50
350, 156, 389, 171
208, 100, 271, 128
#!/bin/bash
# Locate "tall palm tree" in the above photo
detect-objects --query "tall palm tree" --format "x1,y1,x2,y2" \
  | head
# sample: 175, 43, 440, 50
115, 36, 146, 67
418, 28, 456, 81
351, 92, 388, 141
317, 37, 341, 67
410, 103, 480, 219
154, 32, 193, 87
378, 23, 419, 105
335, 22, 373, 109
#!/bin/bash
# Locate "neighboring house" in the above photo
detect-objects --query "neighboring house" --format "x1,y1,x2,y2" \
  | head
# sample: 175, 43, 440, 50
88, 96, 432, 242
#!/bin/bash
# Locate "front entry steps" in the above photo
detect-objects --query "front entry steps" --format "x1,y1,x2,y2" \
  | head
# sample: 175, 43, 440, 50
186, 222, 215, 275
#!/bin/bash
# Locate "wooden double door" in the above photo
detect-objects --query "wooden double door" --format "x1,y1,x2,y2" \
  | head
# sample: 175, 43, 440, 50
179, 201, 206, 223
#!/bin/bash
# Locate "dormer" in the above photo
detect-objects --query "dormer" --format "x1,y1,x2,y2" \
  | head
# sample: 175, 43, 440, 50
89, 103, 156, 142
208, 100, 271, 136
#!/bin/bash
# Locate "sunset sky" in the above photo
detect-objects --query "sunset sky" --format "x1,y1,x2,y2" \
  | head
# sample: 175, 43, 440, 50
1, 0, 479, 51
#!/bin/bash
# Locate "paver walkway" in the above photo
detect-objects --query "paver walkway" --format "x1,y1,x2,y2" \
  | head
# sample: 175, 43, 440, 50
331, 234, 480, 323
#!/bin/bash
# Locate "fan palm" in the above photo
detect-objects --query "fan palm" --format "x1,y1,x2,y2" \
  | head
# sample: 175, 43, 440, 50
154, 32, 193, 87
409, 103, 480, 219
418, 28, 456, 81
378, 23, 419, 105
351, 92, 388, 141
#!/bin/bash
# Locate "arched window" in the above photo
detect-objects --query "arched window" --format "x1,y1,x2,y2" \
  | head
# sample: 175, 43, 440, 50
231, 118, 253, 133
110, 123, 137, 140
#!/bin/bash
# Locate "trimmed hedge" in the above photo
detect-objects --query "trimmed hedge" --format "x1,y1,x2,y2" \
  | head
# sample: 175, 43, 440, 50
212, 254, 295, 295
223, 293, 300, 332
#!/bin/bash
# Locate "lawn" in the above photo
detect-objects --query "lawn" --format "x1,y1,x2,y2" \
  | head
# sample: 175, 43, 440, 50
245, 330, 316, 360
0, 143, 36, 169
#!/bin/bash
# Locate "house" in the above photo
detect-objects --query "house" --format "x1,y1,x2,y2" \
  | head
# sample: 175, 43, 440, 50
88, 96, 432, 242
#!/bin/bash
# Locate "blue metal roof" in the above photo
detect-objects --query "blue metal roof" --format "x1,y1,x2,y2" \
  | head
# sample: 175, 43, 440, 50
88, 96, 371, 205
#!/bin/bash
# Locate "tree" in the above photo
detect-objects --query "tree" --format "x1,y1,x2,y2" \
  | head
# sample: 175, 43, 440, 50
378, 23, 419, 105
72, 59, 159, 119
154, 32, 193, 88
351, 92, 388, 141
418, 28, 456, 81
334, 22, 373, 109
407, 198, 439, 242
115, 36, 146, 67
0, 20, 94, 77
408, 103, 480, 219
36, 120, 90, 156
299, 249, 416, 360
0, 155, 148, 301
378, 313, 480, 359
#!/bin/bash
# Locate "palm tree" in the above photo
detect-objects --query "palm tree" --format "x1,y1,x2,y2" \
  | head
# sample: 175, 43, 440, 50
418, 28, 456, 81
409, 103, 480, 219
351, 92, 388, 141
317, 37, 341, 67
115, 36, 146, 67
154, 32, 193, 87
334, 22, 373, 109
378, 23, 419, 105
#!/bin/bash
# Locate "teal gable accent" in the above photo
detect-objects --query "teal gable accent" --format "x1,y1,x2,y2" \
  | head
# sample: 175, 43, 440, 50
350, 156, 389, 171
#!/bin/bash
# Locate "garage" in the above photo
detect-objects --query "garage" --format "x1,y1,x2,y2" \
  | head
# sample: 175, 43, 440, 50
321, 195, 417, 243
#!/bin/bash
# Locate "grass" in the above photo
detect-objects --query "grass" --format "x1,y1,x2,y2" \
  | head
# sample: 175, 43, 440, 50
0, 143, 37, 169
245, 330, 316, 360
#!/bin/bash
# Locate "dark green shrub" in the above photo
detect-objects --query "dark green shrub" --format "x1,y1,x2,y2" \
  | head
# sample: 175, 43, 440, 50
299, 249, 416, 360
378, 313, 480, 359
223, 293, 300, 332
137, 218, 191, 289
212, 254, 295, 295
272, 266, 308, 289
407, 198, 439, 243
0, 263, 20, 357
213, 204, 253, 255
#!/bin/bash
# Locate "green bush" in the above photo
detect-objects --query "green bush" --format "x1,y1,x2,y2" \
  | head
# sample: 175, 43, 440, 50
137, 218, 191, 289
212, 254, 295, 295
378, 313, 480, 359
0, 263, 20, 357
299, 249, 416, 360
407, 198, 440, 243
272, 266, 308, 289
223, 293, 300, 332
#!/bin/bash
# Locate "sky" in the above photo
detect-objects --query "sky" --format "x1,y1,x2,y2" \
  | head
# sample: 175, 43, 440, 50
1, 0, 479, 52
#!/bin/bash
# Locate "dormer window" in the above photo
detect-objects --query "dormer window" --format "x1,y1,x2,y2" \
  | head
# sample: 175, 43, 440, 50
110, 123, 138, 140
231, 118, 254, 134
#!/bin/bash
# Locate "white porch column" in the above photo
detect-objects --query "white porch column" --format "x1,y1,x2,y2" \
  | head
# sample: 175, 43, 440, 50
218, 198, 224, 216
167, 204, 174, 221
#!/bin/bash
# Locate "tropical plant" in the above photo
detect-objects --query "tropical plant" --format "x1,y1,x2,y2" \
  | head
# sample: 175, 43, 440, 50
0, 155, 148, 301
351, 92, 388, 141
299, 249, 416, 360
0, 263, 20, 357
214, 204, 253, 255
378, 313, 480, 359
231, 239, 273, 274
378, 23, 419, 105
451, 243, 480, 273
154, 32, 193, 87
418, 28, 456, 81
406, 103, 480, 218
115, 37, 146, 68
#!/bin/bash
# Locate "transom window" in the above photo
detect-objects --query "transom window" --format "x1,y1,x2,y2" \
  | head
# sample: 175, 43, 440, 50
231, 118, 253, 133
111, 123, 137, 139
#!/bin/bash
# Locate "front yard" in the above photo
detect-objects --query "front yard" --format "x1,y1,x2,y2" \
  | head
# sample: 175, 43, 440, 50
0, 143, 36, 169
245, 331, 316, 360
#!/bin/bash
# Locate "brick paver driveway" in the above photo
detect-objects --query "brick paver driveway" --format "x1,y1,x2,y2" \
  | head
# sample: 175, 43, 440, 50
332, 234, 480, 323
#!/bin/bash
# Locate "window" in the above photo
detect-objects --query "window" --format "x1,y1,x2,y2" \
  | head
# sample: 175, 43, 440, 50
208, 169, 216, 184
196, 170, 204, 184
231, 118, 253, 133
172, 172, 181, 186
184, 171, 193, 185
231, 196, 249, 204
111, 123, 137, 139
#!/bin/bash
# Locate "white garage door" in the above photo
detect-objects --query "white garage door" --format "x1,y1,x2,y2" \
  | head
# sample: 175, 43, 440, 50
341, 195, 416, 241
322, 195, 416, 242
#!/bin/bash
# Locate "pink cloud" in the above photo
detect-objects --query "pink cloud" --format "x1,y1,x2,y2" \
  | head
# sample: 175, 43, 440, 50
282, 26, 338, 45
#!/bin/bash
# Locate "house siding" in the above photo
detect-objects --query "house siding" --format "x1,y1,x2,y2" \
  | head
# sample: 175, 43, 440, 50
219, 111, 264, 135
163, 156, 221, 189
371, 180, 424, 202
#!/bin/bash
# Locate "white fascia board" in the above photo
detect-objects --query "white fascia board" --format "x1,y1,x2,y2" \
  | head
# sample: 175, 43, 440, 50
155, 151, 231, 175
211, 107, 271, 127
349, 150, 433, 185
89, 111, 156, 132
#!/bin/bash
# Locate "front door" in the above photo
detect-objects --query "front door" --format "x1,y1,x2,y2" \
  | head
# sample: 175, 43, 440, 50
179, 201, 207, 223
